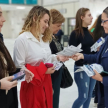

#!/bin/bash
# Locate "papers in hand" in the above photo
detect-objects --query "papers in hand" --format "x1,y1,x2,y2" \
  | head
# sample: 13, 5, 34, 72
56, 44, 83, 56
91, 37, 105, 52
53, 61, 63, 71
75, 64, 104, 77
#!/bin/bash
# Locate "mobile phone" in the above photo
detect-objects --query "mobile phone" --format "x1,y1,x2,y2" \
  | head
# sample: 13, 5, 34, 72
12, 70, 25, 81
45, 63, 53, 68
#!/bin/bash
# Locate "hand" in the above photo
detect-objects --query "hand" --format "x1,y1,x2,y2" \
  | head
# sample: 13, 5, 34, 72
0, 76, 17, 90
24, 69, 34, 83
57, 55, 69, 62
91, 70, 103, 82
46, 66, 55, 74
97, 46, 101, 52
71, 53, 84, 61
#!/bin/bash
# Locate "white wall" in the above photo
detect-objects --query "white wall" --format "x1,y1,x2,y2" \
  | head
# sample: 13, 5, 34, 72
2, 11, 11, 38
2, 10, 29, 38
89, 1, 108, 26
2, 0, 108, 38
1, 4, 33, 38
44, 2, 79, 18
43, 0, 79, 6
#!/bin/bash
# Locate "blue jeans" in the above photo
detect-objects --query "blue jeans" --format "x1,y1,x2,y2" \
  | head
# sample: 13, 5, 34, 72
72, 65, 96, 108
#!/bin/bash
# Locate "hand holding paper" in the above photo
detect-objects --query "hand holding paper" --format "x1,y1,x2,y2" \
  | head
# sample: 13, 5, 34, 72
71, 53, 84, 61
56, 44, 83, 56
57, 55, 69, 62
91, 37, 105, 52
92, 70, 103, 82
75, 64, 104, 77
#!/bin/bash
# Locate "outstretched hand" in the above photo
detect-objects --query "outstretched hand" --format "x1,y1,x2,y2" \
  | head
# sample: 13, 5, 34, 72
57, 55, 69, 62
70, 53, 84, 61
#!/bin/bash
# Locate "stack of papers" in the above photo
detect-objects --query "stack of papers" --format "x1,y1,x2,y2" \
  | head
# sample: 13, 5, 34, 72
56, 44, 83, 56
75, 63, 104, 77
91, 37, 105, 52
53, 61, 63, 71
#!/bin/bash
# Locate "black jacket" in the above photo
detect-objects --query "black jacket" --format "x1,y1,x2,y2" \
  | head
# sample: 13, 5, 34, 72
0, 34, 18, 108
50, 37, 63, 80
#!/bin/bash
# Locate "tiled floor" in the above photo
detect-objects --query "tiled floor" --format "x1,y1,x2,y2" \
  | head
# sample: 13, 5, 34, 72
4, 39, 95, 108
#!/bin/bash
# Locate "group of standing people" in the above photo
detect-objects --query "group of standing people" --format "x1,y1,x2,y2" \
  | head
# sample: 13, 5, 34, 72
0, 4, 108, 108
71, 7, 108, 108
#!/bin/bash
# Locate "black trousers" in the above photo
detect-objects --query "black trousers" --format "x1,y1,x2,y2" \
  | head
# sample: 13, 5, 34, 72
0, 87, 18, 108
51, 68, 63, 108
94, 81, 98, 103
97, 81, 105, 108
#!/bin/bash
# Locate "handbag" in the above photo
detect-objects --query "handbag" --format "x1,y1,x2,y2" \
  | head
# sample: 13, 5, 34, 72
60, 64, 73, 88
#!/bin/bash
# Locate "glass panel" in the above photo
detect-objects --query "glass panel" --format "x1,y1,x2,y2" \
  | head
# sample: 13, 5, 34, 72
0, 0, 9, 4
12, 0, 24, 4
26, 0, 37, 4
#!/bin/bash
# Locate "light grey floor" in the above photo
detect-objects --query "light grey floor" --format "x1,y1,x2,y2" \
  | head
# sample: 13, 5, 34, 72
4, 39, 95, 108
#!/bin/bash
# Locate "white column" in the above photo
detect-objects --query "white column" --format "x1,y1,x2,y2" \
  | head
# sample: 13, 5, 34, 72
79, 0, 89, 8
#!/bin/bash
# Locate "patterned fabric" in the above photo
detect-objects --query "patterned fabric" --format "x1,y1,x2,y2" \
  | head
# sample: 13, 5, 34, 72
52, 36, 62, 52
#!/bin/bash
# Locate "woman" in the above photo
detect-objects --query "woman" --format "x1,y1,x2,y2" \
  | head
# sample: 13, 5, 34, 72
13, 6, 69, 108
71, 7, 108, 108
90, 14, 105, 107
0, 6, 33, 108
69, 8, 96, 108
49, 9, 65, 108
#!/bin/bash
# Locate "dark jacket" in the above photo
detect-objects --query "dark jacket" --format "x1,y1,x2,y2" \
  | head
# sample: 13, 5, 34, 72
0, 33, 3, 41
50, 36, 63, 80
69, 27, 94, 66
83, 35, 108, 108
0, 34, 18, 108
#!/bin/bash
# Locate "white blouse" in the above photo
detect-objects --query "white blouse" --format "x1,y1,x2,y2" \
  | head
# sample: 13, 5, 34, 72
13, 31, 58, 69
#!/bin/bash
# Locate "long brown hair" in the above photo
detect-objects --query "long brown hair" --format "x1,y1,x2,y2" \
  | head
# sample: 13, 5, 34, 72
91, 15, 104, 42
0, 39, 16, 79
20, 6, 52, 42
89, 18, 98, 32
75, 7, 90, 37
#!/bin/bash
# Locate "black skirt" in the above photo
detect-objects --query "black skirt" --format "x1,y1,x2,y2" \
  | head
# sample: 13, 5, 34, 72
0, 87, 18, 108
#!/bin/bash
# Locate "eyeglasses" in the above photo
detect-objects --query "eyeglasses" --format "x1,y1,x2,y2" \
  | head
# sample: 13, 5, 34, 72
101, 20, 108, 24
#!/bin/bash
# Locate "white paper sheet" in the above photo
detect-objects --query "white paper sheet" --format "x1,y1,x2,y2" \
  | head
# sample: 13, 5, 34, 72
56, 44, 83, 56
75, 63, 104, 77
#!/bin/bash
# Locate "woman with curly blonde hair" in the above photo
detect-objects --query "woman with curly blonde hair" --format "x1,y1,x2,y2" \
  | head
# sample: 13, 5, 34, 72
13, 6, 69, 108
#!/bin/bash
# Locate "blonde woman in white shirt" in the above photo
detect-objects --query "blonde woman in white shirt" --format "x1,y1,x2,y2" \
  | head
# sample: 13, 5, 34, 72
13, 6, 69, 108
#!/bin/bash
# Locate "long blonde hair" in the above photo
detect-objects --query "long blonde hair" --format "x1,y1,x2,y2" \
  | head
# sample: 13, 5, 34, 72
20, 6, 52, 42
